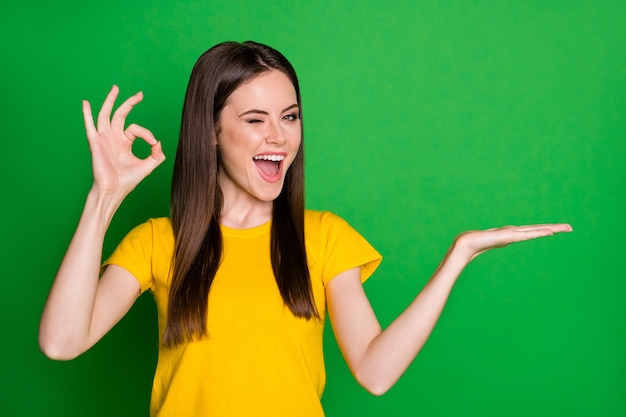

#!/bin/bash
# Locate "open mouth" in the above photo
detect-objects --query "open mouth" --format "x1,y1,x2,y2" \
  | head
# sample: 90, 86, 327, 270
253, 154, 285, 180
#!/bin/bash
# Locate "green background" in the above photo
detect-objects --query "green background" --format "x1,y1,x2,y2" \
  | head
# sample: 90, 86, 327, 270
1, 1, 624, 416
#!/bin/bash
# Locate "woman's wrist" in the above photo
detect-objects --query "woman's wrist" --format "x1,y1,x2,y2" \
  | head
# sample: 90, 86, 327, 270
85, 187, 125, 223
446, 234, 475, 269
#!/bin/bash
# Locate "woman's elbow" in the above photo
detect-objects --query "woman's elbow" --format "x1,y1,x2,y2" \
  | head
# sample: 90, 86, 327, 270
364, 383, 391, 397
355, 370, 394, 396
38, 331, 83, 361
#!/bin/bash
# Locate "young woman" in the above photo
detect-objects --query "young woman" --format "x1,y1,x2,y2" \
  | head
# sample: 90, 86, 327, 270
39, 41, 572, 416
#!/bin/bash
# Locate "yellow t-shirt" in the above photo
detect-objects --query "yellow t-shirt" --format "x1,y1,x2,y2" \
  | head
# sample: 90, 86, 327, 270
105, 210, 382, 417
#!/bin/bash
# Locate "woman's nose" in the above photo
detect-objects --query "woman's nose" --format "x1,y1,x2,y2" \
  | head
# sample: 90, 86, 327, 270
265, 120, 286, 145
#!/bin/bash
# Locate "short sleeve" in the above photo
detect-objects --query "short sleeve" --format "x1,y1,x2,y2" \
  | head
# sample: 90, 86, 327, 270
102, 220, 156, 293
306, 211, 382, 286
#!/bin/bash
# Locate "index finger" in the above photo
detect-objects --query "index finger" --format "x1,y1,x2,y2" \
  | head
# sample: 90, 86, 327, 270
515, 224, 573, 233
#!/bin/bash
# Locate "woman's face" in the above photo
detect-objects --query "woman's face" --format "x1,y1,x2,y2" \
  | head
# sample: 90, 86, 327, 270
216, 70, 301, 205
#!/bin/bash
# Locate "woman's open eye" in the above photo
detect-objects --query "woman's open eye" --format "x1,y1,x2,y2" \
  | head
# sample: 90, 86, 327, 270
283, 113, 299, 122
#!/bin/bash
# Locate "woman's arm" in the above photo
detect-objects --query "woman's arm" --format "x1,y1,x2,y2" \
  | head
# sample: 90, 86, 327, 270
39, 86, 165, 360
327, 224, 572, 395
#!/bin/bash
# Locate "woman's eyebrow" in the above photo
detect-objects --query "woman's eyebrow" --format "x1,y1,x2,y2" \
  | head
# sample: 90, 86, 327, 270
282, 104, 299, 112
238, 104, 299, 118
239, 109, 268, 117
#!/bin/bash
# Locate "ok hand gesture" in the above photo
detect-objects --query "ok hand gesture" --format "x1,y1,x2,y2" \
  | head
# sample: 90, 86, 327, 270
82, 85, 166, 199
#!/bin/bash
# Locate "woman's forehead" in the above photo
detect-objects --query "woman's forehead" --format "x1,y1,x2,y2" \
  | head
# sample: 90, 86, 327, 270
225, 70, 297, 110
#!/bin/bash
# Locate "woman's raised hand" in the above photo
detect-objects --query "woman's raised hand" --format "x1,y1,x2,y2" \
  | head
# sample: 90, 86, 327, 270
82, 85, 166, 198
454, 223, 573, 263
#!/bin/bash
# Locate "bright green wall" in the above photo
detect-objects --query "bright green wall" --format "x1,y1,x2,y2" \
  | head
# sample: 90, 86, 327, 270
1, 1, 624, 416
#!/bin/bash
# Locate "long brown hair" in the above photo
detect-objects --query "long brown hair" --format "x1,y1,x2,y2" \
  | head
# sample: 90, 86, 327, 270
165, 41, 318, 347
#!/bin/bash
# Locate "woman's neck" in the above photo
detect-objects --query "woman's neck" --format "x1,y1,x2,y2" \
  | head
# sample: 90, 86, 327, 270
220, 197, 273, 229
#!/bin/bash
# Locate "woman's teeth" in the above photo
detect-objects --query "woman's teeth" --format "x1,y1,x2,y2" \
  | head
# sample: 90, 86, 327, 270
253, 155, 284, 175
253, 155, 285, 162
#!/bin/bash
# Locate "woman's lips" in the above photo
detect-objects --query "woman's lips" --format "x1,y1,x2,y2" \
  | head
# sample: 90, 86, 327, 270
253, 154, 285, 183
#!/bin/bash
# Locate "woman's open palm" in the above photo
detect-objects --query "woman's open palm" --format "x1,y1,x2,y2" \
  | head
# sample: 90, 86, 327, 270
456, 224, 573, 262
82, 85, 165, 197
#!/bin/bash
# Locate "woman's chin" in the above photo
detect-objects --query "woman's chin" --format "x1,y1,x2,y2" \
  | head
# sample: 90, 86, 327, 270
251, 181, 286, 203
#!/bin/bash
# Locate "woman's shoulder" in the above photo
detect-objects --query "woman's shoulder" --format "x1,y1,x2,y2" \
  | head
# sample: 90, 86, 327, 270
146, 217, 172, 229
146, 217, 173, 240
130, 217, 172, 231
123, 217, 173, 243
304, 210, 346, 226
304, 210, 381, 281
304, 210, 355, 237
